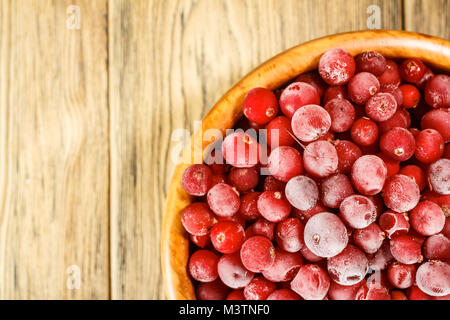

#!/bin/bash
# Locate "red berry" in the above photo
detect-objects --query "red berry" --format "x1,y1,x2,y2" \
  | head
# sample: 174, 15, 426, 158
391, 290, 408, 300
324, 98, 356, 132
368, 241, 394, 271
243, 276, 276, 300
351, 117, 379, 146
377, 59, 401, 87
328, 279, 365, 300
422, 191, 450, 220
365, 92, 398, 122
399, 58, 425, 83
257, 190, 291, 222
189, 249, 219, 282
390, 234, 423, 264
293, 202, 328, 222
190, 234, 211, 248
267, 289, 302, 300
416, 66, 435, 89
265, 116, 295, 147
423, 233, 450, 261
399, 165, 426, 191
210, 221, 245, 254
263, 175, 286, 192
227, 167, 259, 192
348, 72, 380, 104
351, 155, 387, 195
222, 131, 260, 168
181, 164, 213, 196
380, 84, 403, 107
243, 87, 279, 124
226, 289, 245, 300
415, 129, 445, 164
327, 245, 369, 286
428, 159, 450, 195
407, 285, 432, 300
382, 174, 420, 212
334, 140, 362, 174
379, 210, 410, 239
399, 84, 421, 108
353, 223, 385, 254
424, 74, 450, 108
416, 261, 450, 297
323, 85, 347, 104
247, 219, 276, 240
376, 152, 400, 177
291, 105, 331, 142
207, 183, 240, 217
262, 248, 304, 282
295, 71, 327, 97
285, 175, 319, 211
380, 127, 415, 161
196, 279, 230, 300
303, 141, 338, 178
320, 173, 354, 209
275, 218, 305, 253
239, 192, 261, 221
181, 202, 215, 236
240, 236, 276, 272
304, 212, 348, 258
267, 146, 303, 182
291, 264, 331, 300
279, 82, 321, 118
378, 108, 411, 134
355, 278, 391, 300
355, 51, 387, 76
387, 262, 416, 289
410, 200, 445, 236
421, 108, 450, 142
318, 48, 355, 86
339, 195, 377, 229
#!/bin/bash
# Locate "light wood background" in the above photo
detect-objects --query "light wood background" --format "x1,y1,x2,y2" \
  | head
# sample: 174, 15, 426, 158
0, 0, 448, 299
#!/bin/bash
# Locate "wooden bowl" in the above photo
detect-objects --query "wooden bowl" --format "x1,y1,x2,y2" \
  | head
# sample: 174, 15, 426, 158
161, 30, 450, 300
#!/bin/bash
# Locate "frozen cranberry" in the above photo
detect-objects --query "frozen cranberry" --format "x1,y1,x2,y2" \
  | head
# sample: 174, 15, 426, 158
291, 264, 330, 300
351, 117, 379, 146
181, 164, 213, 196
390, 234, 423, 264
240, 236, 276, 272
348, 72, 380, 105
222, 131, 260, 168
279, 82, 321, 118
189, 249, 219, 282
391, 290, 408, 300
267, 289, 302, 300
339, 195, 377, 229
257, 190, 291, 222
399, 58, 425, 83
407, 285, 432, 300
351, 155, 387, 196
323, 85, 347, 104
274, 219, 303, 252
446, 144, 450, 158
285, 175, 319, 211
334, 140, 362, 174
365, 92, 397, 122
318, 48, 355, 86
355, 279, 391, 300
328, 279, 365, 300
243, 276, 276, 300
379, 210, 410, 239
300, 245, 324, 263
367, 194, 384, 217
380, 84, 403, 106
387, 262, 416, 289
415, 129, 445, 164
399, 165, 426, 191
266, 116, 295, 147
303, 141, 338, 178
295, 71, 327, 97
327, 245, 368, 286
251, 218, 275, 238
263, 175, 286, 192
190, 234, 211, 248
410, 200, 445, 236
379, 108, 411, 134
320, 173, 354, 209
416, 261, 450, 296
226, 290, 245, 300
423, 233, 450, 261
210, 221, 245, 254
243, 87, 279, 125
377, 59, 401, 87
376, 152, 400, 177
380, 127, 415, 161
428, 159, 450, 195
368, 241, 394, 271
227, 167, 259, 192
291, 105, 331, 142
424, 74, 450, 108
421, 108, 450, 142
382, 174, 420, 212
416, 66, 435, 89
353, 223, 385, 254
239, 192, 261, 221
196, 279, 230, 300
443, 218, 450, 239
355, 51, 386, 76
211, 173, 226, 187
304, 212, 348, 258
399, 84, 420, 108
207, 183, 240, 217
262, 248, 304, 282
181, 202, 215, 236
323, 98, 356, 132
267, 146, 303, 182
218, 212, 245, 228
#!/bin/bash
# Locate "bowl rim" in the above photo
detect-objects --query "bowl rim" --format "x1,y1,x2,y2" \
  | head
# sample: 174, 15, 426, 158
161, 29, 450, 300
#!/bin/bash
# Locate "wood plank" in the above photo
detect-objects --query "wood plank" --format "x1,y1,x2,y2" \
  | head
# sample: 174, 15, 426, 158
109, 0, 402, 299
0, 0, 109, 299
404, 0, 449, 39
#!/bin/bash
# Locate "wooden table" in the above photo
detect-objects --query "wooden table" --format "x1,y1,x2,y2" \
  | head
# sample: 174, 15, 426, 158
0, 0, 448, 299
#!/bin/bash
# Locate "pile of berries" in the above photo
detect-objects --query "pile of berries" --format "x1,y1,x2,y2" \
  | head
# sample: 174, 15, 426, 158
180, 48, 450, 300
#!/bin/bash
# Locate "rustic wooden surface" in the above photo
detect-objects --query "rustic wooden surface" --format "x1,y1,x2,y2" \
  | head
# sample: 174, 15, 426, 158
0, 0, 448, 299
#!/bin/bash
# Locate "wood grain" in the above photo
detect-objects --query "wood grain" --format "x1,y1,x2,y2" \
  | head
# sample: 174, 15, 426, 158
404, 0, 449, 40
0, 0, 109, 299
